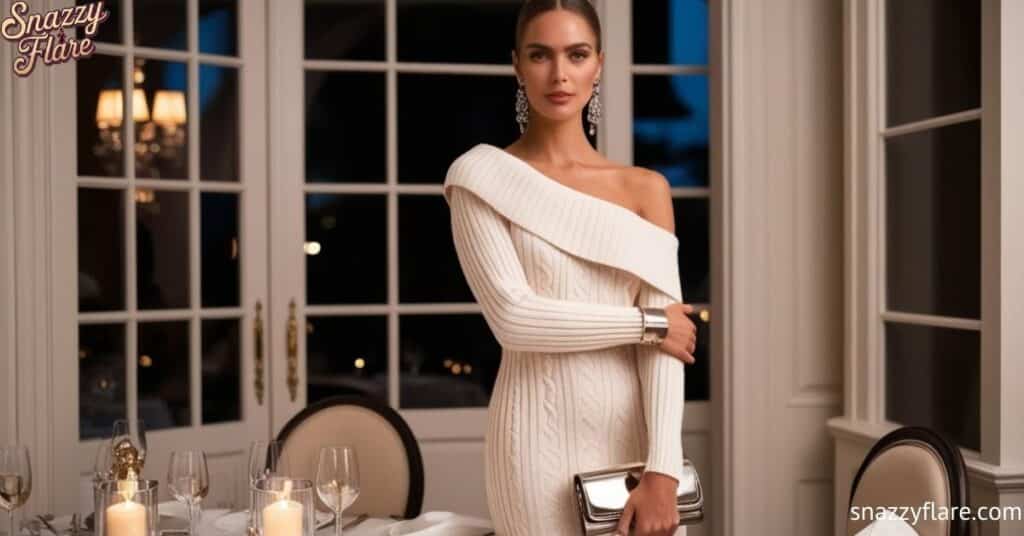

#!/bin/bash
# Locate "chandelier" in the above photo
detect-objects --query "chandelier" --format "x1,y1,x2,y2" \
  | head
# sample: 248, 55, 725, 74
93, 60, 187, 178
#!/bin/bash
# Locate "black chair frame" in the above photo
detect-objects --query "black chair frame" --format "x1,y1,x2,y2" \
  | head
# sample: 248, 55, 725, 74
275, 395, 425, 520
849, 426, 970, 536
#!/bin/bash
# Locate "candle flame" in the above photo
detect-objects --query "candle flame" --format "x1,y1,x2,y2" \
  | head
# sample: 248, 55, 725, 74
117, 478, 138, 503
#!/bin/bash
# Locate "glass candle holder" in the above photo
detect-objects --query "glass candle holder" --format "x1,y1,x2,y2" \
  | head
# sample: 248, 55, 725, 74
95, 479, 159, 536
252, 477, 315, 536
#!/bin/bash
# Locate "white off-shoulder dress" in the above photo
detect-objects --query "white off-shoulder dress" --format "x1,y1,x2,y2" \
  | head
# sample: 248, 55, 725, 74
443, 143, 688, 536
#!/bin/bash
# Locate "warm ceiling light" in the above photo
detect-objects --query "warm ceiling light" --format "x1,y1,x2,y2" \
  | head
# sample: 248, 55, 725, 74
152, 90, 187, 127
132, 88, 150, 122
96, 89, 123, 128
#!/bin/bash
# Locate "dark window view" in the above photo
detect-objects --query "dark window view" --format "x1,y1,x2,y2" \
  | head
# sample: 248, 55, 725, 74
305, 194, 388, 304
399, 315, 501, 409
885, 322, 980, 450
397, 73, 519, 183
306, 71, 387, 183
633, 0, 708, 66
79, 189, 126, 312
633, 0, 711, 402
883, 0, 982, 450
398, 195, 473, 303
305, 0, 386, 61
885, 0, 980, 127
138, 321, 191, 430
396, 0, 520, 64
633, 74, 709, 188
307, 316, 389, 406
79, 324, 127, 440
202, 318, 242, 424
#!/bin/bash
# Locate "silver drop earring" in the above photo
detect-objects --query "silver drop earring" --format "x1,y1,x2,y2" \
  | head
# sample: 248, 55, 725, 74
587, 80, 602, 136
515, 81, 529, 134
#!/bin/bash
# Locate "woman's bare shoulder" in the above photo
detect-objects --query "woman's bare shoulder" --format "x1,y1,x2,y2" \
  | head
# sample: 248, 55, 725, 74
621, 165, 674, 233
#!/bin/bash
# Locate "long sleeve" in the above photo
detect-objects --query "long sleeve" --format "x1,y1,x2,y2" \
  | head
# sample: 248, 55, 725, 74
448, 186, 647, 354
635, 282, 687, 483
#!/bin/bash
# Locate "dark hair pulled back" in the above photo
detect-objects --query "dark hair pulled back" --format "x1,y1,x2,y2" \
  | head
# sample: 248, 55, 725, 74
514, 0, 602, 54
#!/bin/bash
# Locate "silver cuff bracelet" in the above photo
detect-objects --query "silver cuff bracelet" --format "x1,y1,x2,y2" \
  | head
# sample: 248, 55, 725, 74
639, 307, 669, 345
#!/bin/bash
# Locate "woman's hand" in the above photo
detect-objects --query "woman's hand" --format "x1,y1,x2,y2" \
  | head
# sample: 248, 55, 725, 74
615, 472, 681, 536
658, 303, 697, 365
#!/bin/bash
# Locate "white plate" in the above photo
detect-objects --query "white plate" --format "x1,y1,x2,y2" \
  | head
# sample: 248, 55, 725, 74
212, 511, 249, 533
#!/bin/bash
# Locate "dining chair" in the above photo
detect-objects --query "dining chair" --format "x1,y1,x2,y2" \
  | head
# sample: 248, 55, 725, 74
275, 395, 425, 520
847, 426, 970, 536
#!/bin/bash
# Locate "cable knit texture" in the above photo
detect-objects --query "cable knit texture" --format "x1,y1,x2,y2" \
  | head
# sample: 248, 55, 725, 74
443, 144, 687, 535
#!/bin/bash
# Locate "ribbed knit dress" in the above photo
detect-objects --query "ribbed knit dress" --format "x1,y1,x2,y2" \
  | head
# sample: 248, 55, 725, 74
443, 143, 687, 536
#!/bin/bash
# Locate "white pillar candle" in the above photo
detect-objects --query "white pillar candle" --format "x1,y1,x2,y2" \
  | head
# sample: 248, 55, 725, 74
106, 500, 147, 536
262, 499, 303, 536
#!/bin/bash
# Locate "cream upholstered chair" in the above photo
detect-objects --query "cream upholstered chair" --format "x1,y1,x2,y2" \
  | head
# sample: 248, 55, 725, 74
275, 395, 424, 520
847, 426, 970, 536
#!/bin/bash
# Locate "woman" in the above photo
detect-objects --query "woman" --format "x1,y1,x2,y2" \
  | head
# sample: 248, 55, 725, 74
442, 1, 698, 534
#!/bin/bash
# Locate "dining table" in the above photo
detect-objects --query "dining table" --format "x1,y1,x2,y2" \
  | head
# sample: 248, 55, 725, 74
22, 504, 495, 536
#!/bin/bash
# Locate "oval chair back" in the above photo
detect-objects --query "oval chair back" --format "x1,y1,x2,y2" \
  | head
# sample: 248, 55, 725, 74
275, 395, 425, 520
847, 426, 970, 536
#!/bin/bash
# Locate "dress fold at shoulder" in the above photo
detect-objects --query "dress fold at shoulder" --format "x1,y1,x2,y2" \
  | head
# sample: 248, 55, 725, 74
443, 143, 684, 302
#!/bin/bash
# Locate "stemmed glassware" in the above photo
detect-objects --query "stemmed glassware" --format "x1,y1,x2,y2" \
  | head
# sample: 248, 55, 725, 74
315, 446, 359, 536
248, 441, 288, 529
93, 440, 114, 483
248, 440, 288, 485
0, 446, 31, 536
167, 450, 209, 536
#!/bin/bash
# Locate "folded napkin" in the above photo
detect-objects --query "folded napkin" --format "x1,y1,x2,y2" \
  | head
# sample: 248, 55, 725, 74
854, 509, 920, 536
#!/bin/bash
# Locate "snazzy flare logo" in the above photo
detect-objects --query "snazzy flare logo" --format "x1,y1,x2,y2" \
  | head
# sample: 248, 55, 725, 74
1, 1, 108, 77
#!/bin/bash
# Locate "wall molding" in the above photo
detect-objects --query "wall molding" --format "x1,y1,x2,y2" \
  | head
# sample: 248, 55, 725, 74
0, 0, 16, 451
709, 0, 734, 534
1, 0, 66, 513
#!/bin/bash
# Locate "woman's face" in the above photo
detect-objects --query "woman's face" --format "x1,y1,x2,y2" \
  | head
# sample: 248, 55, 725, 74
513, 9, 603, 125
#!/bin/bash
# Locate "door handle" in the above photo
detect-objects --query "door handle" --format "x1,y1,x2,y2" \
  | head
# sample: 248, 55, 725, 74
254, 300, 265, 405
286, 299, 299, 402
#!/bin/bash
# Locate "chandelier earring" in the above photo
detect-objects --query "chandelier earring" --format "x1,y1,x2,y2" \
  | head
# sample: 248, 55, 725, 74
587, 80, 602, 136
515, 80, 529, 134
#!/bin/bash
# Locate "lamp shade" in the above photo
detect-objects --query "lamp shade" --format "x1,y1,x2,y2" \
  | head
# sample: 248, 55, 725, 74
96, 89, 123, 127
132, 89, 150, 122
152, 90, 186, 126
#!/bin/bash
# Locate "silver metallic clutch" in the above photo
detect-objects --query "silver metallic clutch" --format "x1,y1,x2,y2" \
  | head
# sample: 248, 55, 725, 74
573, 459, 704, 535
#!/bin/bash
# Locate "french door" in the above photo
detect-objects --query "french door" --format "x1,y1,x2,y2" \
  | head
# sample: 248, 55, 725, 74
265, 0, 498, 515
52, 0, 269, 513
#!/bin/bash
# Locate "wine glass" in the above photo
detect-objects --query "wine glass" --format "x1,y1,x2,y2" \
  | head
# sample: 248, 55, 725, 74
111, 419, 147, 470
315, 446, 359, 536
247, 441, 288, 528
248, 440, 288, 485
167, 450, 209, 536
93, 440, 113, 482
0, 446, 31, 536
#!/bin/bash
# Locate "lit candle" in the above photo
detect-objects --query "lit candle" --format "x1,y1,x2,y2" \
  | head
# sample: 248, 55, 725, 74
262, 498, 303, 536
106, 499, 146, 536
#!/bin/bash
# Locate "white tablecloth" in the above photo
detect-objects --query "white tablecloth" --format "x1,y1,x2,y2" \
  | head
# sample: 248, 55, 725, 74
191, 508, 492, 536
40, 507, 492, 536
